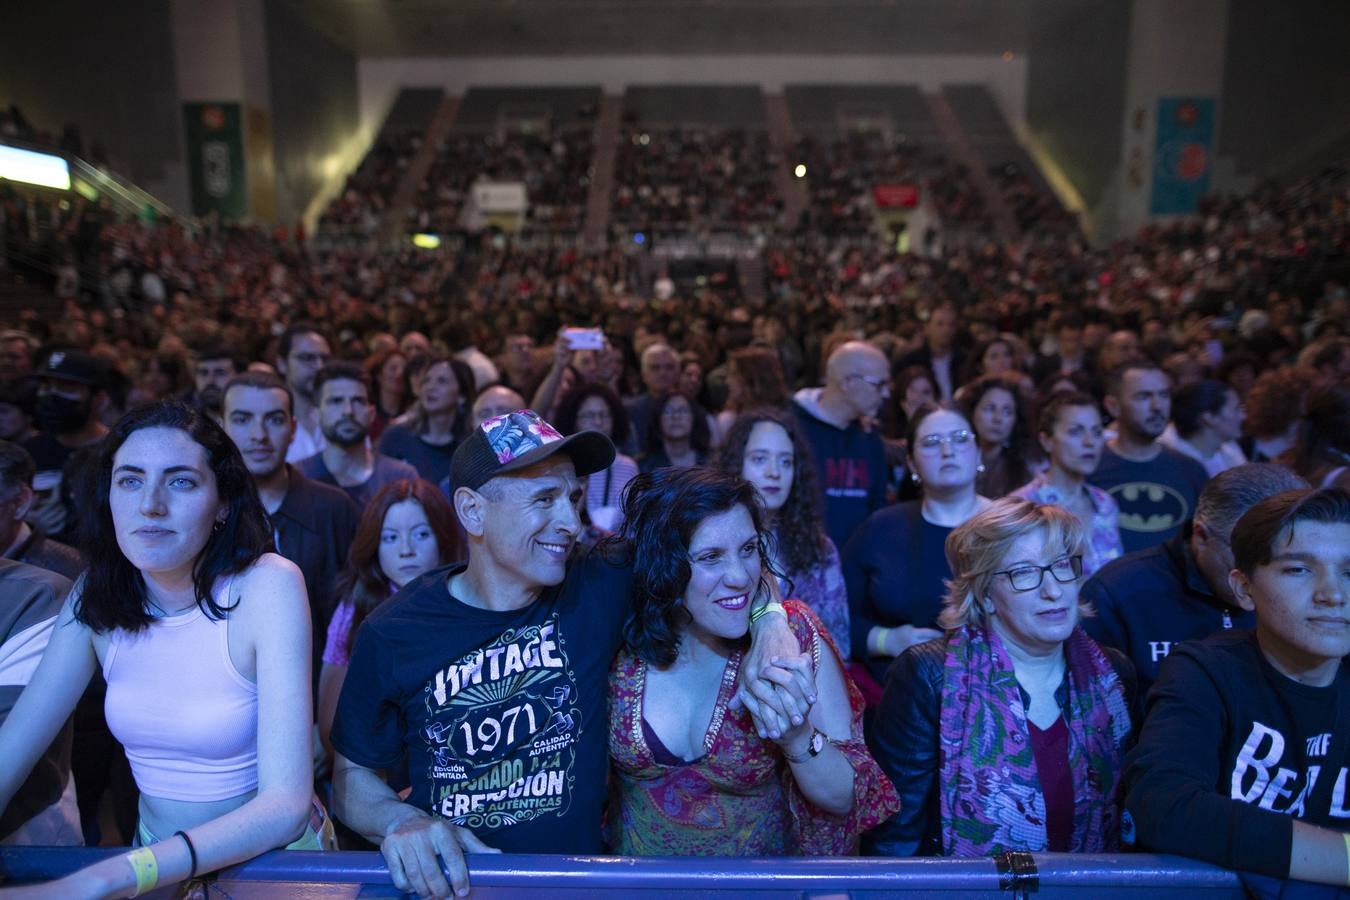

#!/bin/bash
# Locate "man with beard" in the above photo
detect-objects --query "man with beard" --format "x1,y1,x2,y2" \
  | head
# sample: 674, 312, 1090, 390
1090, 360, 1209, 553
297, 362, 417, 510
185, 342, 242, 422
21, 349, 111, 544
276, 323, 332, 463
223, 371, 359, 699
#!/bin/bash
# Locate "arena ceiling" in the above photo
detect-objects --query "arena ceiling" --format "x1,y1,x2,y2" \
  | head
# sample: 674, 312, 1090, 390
286, 0, 1033, 57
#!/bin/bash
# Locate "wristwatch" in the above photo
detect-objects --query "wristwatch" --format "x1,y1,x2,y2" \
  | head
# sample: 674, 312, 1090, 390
782, 727, 827, 764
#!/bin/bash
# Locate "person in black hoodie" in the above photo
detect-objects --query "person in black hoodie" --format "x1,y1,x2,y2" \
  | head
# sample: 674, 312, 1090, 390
1122, 487, 1350, 894
1082, 463, 1308, 695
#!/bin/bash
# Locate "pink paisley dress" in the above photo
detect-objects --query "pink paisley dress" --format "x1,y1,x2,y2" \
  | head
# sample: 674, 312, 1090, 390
607, 600, 898, 856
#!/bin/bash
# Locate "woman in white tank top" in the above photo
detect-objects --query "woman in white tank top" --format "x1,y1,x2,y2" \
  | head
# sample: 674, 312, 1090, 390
0, 401, 320, 897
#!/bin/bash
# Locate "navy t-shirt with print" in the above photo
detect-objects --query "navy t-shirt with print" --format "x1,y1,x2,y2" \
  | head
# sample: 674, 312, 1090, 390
331, 550, 630, 854
1088, 445, 1208, 554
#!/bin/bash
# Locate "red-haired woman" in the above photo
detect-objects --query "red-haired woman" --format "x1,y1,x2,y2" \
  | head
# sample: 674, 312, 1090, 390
316, 478, 461, 756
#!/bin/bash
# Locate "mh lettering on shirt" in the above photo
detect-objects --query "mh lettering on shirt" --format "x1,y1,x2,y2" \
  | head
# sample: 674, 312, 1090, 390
432, 622, 565, 705
1230, 722, 1350, 818
823, 458, 871, 498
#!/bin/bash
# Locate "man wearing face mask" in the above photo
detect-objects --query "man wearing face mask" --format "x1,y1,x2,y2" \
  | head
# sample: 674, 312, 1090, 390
21, 349, 112, 544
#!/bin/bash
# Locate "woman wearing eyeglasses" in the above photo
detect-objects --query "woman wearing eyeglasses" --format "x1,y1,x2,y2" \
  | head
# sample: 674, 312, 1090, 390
843, 403, 991, 686
866, 498, 1136, 857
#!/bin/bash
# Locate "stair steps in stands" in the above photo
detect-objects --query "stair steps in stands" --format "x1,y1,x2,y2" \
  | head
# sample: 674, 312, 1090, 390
582, 95, 623, 246
380, 94, 462, 245
925, 92, 1018, 244
764, 94, 808, 229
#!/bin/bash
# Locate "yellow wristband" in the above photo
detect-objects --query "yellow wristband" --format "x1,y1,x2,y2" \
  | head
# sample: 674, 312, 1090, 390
1343, 831, 1350, 887
126, 847, 159, 898
749, 600, 785, 624
870, 627, 890, 656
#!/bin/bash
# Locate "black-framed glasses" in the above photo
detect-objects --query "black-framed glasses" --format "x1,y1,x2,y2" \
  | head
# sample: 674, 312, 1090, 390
992, 555, 1083, 592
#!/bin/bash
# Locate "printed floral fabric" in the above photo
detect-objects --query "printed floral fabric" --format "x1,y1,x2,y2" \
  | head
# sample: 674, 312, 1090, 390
1010, 474, 1124, 577
779, 538, 850, 652
937, 622, 1132, 857
607, 600, 898, 856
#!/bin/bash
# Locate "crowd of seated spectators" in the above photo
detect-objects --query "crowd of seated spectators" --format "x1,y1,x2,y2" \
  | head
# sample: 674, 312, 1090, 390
0, 132, 1347, 897
790, 133, 993, 240
317, 130, 421, 237
611, 122, 782, 235
405, 126, 595, 236
987, 160, 1083, 242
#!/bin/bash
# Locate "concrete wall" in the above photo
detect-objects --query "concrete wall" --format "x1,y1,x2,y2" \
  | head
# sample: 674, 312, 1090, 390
0, 1, 186, 208
264, 0, 360, 225
1218, 0, 1350, 178
1025, 1, 1131, 211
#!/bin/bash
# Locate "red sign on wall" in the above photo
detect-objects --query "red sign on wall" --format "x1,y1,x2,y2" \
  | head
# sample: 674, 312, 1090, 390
873, 183, 919, 208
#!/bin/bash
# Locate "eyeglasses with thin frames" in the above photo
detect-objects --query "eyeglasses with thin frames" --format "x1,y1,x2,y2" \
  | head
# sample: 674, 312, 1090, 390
847, 373, 891, 396
991, 555, 1083, 592
914, 429, 975, 454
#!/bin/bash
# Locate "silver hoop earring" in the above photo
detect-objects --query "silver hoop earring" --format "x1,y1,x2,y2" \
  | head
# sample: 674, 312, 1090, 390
910, 471, 921, 484
975, 463, 986, 474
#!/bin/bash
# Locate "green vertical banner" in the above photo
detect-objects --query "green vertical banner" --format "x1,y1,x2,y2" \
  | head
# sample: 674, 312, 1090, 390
183, 102, 247, 218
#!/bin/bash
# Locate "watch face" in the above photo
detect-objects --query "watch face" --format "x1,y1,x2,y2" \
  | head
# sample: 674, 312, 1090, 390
809, 729, 826, 755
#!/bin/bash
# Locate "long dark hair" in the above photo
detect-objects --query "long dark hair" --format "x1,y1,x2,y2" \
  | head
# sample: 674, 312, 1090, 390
607, 467, 777, 667
643, 391, 711, 457
336, 477, 460, 638
76, 401, 273, 633
554, 381, 630, 440
956, 374, 1033, 490
716, 409, 828, 573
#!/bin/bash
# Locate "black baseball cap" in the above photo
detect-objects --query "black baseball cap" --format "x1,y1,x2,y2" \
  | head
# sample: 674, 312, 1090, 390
451, 409, 615, 492
37, 349, 109, 388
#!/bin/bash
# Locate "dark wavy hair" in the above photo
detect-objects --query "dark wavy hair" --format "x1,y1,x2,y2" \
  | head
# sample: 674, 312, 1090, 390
335, 478, 460, 639
75, 401, 273, 633
606, 467, 777, 667
554, 381, 630, 441
643, 391, 711, 457
716, 409, 828, 573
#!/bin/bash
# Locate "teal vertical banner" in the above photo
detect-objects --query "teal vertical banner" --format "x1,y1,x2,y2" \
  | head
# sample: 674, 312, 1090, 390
1151, 97, 1216, 216
183, 102, 248, 218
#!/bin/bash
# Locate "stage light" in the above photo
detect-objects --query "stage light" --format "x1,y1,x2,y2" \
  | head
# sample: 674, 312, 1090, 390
633, 232, 645, 245
794, 164, 807, 178
411, 233, 441, 249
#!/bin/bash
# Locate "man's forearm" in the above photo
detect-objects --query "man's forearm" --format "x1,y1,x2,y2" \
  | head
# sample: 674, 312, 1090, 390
333, 760, 429, 844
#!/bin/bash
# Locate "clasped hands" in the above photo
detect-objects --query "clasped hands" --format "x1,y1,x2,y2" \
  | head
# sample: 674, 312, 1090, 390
732, 577, 818, 750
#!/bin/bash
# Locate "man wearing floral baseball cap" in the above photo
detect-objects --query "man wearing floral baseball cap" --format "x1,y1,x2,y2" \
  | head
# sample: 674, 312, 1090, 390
332, 409, 806, 898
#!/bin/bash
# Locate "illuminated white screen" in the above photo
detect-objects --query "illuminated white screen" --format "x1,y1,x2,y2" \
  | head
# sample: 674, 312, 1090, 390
0, 144, 72, 190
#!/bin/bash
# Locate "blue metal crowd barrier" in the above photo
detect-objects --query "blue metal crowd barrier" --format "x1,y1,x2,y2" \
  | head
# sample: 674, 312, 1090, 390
0, 847, 1247, 898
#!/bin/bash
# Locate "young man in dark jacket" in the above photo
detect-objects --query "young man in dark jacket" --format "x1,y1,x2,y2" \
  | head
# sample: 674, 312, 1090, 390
1082, 464, 1307, 695
1123, 487, 1350, 891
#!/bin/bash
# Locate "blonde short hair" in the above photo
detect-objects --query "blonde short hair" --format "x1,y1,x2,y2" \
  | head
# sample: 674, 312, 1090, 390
939, 498, 1090, 630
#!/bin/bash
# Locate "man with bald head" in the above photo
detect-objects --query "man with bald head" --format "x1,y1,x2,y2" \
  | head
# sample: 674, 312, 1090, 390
622, 342, 681, 450
472, 384, 526, 426
792, 340, 891, 547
